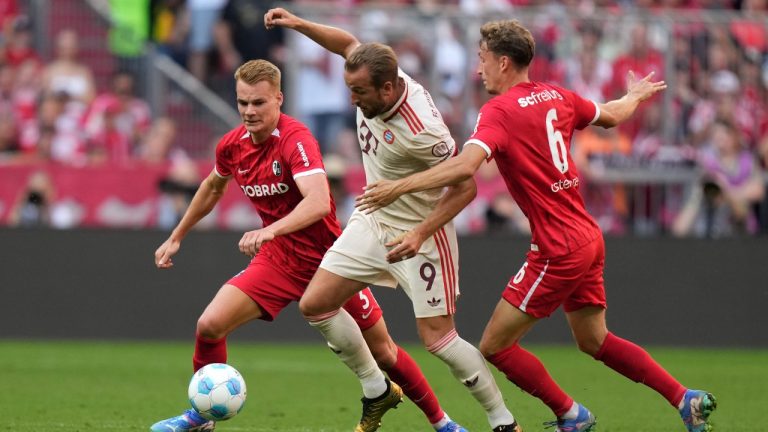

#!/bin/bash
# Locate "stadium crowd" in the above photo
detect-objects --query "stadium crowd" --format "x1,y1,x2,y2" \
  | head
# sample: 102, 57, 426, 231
1, 0, 767, 236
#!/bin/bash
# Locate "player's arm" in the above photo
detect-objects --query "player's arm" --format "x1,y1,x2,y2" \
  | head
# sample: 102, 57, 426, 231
594, 71, 666, 128
155, 170, 229, 268
264, 7, 359, 59
385, 177, 477, 263
238, 173, 331, 257
356, 145, 487, 214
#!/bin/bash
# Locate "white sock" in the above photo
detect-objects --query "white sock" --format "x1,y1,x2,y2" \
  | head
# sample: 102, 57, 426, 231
428, 329, 516, 428
432, 413, 450, 430
561, 402, 580, 420
307, 309, 387, 398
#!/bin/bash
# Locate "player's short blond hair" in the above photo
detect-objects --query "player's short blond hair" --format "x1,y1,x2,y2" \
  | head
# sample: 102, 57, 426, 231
345, 43, 398, 89
480, 20, 535, 69
234, 59, 281, 89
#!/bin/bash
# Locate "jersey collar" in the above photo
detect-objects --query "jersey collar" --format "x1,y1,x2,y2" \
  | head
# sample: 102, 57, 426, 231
382, 79, 409, 122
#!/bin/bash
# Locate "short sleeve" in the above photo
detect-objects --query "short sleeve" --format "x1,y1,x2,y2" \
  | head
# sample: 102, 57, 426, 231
282, 130, 326, 180
464, 104, 507, 160
562, 88, 599, 130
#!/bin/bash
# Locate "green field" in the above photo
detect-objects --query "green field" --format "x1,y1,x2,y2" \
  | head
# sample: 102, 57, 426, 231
1, 341, 764, 431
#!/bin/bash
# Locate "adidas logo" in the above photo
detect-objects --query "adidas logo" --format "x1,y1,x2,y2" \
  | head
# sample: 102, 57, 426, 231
427, 297, 441, 307
328, 346, 342, 355
463, 376, 479, 387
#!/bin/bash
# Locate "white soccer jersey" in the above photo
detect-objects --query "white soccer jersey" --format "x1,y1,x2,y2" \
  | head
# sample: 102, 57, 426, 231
356, 69, 456, 229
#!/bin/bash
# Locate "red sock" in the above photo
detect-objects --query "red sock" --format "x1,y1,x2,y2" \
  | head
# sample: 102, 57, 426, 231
193, 334, 227, 372
383, 346, 444, 424
487, 344, 573, 417
594, 332, 686, 406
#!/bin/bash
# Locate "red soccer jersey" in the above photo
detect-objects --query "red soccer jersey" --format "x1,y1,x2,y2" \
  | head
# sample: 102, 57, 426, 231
466, 81, 601, 258
214, 113, 341, 272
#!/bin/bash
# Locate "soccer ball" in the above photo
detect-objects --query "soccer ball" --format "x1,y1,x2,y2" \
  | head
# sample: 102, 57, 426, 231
188, 363, 247, 421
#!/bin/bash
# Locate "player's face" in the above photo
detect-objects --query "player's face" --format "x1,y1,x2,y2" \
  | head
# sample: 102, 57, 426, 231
477, 42, 502, 95
344, 66, 389, 119
236, 79, 283, 141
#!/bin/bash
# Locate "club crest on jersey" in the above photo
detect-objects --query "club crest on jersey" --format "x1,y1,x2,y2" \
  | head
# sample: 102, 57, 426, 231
383, 129, 395, 144
272, 160, 282, 177
431, 141, 451, 158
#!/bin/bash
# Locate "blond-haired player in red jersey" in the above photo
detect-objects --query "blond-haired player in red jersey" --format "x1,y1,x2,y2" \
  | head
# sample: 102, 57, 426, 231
266, 8, 522, 432
358, 20, 716, 432
149, 59, 452, 432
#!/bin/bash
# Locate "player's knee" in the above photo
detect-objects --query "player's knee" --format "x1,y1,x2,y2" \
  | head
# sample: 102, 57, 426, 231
575, 336, 602, 357
298, 295, 321, 318
196, 315, 228, 339
369, 340, 398, 369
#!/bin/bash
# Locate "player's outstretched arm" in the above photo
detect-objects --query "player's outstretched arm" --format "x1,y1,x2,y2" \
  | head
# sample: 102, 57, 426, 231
356, 145, 487, 214
264, 7, 359, 59
154, 171, 228, 269
595, 71, 666, 128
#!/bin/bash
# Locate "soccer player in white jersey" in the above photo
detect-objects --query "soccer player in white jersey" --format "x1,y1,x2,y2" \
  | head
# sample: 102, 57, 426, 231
265, 8, 521, 432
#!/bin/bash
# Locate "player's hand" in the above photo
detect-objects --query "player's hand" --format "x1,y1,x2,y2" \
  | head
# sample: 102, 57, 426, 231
155, 238, 181, 269
355, 180, 401, 214
264, 7, 301, 30
626, 70, 667, 102
238, 228, 275, 257
385, 230, 426, 263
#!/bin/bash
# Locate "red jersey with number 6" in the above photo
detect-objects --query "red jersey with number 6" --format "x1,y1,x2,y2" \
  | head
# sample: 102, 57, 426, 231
466, 81, 601, 258
214, 113, 341, 273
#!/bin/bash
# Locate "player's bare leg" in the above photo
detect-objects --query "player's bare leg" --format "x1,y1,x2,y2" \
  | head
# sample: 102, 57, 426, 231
151, 285, 263, 432
300, 269, 402, 431
567, 306, 716, 432
362, 318, 468, 431
418, 315, 520, 432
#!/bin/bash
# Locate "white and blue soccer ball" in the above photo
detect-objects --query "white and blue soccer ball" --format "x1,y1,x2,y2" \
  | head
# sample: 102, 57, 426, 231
188, 363, 247, 421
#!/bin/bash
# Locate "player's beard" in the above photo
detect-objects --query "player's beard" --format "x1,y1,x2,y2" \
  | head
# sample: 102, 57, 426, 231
359, 99, 387, 119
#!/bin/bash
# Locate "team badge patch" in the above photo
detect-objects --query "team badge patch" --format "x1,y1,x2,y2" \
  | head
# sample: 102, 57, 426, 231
431, 141, 451, 158
383, 129, 395, 144
272, 160, 282, 176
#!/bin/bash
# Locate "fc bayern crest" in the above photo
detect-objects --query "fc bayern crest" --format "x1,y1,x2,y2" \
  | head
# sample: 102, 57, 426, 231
383, 129, 395, 144
272, 160, 282, 176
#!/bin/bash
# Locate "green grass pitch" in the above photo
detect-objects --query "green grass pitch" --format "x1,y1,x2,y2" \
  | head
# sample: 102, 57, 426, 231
1, 340, 764, 431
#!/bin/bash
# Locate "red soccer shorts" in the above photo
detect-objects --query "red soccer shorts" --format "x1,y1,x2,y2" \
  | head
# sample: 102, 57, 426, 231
502, 235, 607, 318
226, 254, 382, 330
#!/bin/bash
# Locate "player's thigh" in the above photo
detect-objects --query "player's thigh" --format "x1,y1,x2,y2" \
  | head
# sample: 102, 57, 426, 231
198, 284, 264, 336
318, 212, 398, 289
565, 306, 607, 355
394, 224, 459, 319
300, 267, 369, 316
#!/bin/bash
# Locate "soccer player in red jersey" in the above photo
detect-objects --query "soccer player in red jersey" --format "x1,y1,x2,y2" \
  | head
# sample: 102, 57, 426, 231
357, 20, 716, 432
149, 59, 454, 432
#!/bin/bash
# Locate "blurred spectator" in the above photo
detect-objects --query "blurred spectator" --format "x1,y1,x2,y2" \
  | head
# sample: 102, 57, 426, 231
0, 0, 19, 34
673, 120, 765, 237
0, 108, 19, 161
187, 0, 227, 83
603, 23, 664, 139
136, 116, 184, 163
151, 0, 189, 66
11, 58, 41, 123
294, 32, 351, 155
324, 154, 354, 226
108, 0, 151, 94
8, 170, 54, 227
19, 91, 86, 165
156, 158, 201, 229
41, 29, 96, 107
562, 24, 611, 102
213, 0, 285, 83
3, 15, 41, 67
84, 71, 152, 163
